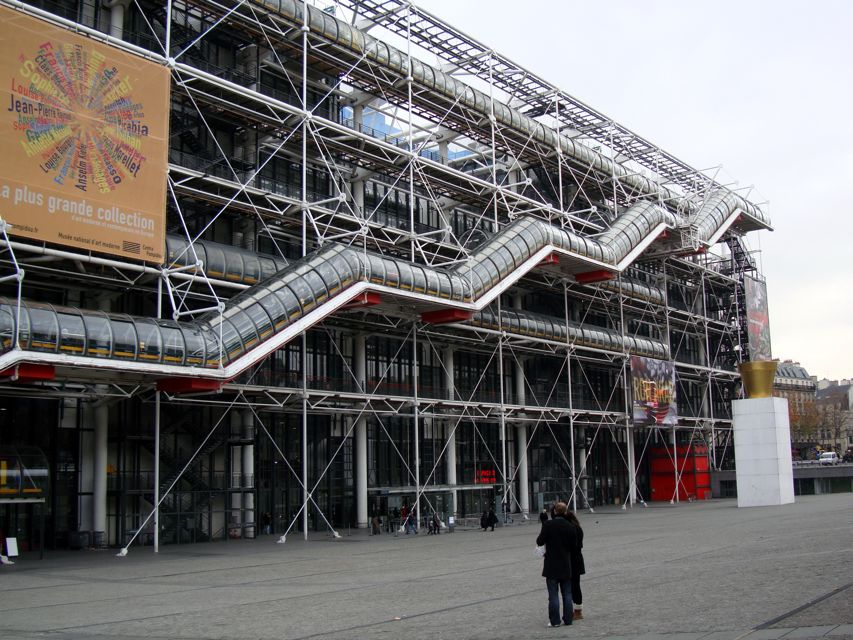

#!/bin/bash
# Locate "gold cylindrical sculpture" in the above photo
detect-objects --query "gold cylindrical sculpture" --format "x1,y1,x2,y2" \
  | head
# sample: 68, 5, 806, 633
738, 360, 778, 399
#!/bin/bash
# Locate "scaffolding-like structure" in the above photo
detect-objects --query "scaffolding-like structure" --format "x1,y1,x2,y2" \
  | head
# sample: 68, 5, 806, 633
0, 0, 771, 550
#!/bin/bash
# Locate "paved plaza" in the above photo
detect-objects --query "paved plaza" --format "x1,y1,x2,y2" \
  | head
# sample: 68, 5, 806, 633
0, 494, 850, 640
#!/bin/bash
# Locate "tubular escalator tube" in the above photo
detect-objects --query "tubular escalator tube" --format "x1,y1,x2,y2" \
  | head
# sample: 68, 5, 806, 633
200, 324, 222, 368
181, 324, 207, 367
410, 264, 428, 295
396, 260, 416, 293
423, 264, 441, 297
693, 190, 752, 242
29, 303, 59, 354
224, 250, 245, 283
158, 321, 187, 366
301, 268, 331, 307
81, 311, 112, 359
134, 317, 163, 364
243, 302, 275, 343
0, 300, 14, 352
314, 256, 345, 298
217, 317, 245, 364
110, 315, 138, 361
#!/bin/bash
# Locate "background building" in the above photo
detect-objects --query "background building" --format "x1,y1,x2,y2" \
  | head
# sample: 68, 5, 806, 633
815, 380, 853, 459
0, 0, 772, 550
773, 360, 817, 458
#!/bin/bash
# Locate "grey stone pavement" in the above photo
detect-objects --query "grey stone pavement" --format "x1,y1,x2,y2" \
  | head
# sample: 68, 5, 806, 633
0, 494, 850, 640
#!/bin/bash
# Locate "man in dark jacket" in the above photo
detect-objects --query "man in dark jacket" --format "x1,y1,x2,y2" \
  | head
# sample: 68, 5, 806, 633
535, 501, 576, 627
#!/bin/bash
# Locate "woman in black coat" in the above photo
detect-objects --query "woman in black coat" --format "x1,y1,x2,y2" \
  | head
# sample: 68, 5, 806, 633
565, 510, 586, 620
535, 502, 577, 626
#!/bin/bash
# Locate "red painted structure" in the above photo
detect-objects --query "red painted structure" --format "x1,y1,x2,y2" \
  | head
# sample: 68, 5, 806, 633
648, 444, 711, 501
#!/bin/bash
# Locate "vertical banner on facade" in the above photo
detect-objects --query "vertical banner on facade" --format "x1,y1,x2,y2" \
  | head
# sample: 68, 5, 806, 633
0, 6, 169, 263
631, 355, 678, 426
744, 276, 772, 361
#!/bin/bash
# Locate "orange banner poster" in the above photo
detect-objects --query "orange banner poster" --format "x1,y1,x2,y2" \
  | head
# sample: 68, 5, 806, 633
0, 6, 169, 263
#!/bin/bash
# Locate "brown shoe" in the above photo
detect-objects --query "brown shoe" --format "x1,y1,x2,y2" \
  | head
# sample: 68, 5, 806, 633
573, 609, 583, 620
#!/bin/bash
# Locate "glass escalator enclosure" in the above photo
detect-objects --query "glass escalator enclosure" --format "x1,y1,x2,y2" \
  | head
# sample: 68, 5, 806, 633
57, 310, 86, 355
224, 248, 246, 283
435, 271, 452, 300
0, 447, 49, 499
181, 324, 207, 367
28, 303, 59, 353
314, 255, 345, 296
200, 324, 222, 368
109, 315, 138, 360
166, 236, 194, 268
410, 265, 428, 294
81, 311, 113, 358
135, 318, 163, 363
287, 273, 317, 314
365, 254, 387, 286
422, 267, 439, 297
204, 244, 227, 279
158, 321, 186, 365
257, 290, 288, 331
301, 267, 330, 306
275, 284, 304, 324
396, 261, 415, 292
243, 302, 274, 342
0, 300, 16, 351
257, 255, 279, 282
218, 317, 246, 362
378, 258, 399, 289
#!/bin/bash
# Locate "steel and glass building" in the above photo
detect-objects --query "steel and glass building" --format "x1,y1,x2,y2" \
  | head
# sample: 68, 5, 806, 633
0, 0, 772, 550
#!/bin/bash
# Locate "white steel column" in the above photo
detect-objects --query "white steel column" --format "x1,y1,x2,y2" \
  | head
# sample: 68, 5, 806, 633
444, 346, 457, 516
625, 423, 637, 509
413, 324, 420, 531
513, 294, 529, 517
354, 334, 368, 529
104, 0, 129, 39
671, 425, 679, 504
92, 403, 108, 546
242, 410, 255, 537
300, 4, 310, 542
351, 104, 365, 215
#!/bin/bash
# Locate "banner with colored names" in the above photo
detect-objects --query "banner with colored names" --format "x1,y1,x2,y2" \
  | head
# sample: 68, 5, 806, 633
0, 6, 169, 262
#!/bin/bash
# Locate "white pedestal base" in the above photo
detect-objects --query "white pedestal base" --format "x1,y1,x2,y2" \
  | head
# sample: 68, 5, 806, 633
732, 397, 794, 507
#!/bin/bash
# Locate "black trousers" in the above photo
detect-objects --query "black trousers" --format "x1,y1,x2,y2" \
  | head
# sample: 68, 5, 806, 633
571, 573, 582, 606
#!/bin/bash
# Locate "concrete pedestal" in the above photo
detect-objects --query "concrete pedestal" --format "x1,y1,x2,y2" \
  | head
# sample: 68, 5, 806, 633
732, 397, 794, 507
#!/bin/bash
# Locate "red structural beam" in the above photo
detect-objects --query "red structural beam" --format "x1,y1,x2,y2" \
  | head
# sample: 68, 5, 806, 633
539, 253, 559, 266
157, 378, 222, 394
421, 309, 474, 325
0, 363, 55, 382
575, 269, 615, 284
342, 292, 381, 309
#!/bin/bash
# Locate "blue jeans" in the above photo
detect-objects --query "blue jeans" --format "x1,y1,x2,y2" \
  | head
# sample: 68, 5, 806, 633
546, 578, 573, 626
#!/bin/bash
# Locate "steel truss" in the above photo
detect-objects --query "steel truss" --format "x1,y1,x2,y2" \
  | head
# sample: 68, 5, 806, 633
0, 0, 769, 549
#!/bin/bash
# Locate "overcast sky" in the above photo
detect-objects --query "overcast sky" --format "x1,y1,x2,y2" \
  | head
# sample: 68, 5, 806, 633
411, 0, 853, 381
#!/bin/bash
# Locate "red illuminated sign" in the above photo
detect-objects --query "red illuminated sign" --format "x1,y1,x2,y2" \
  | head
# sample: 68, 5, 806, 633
475, 468, 496, 484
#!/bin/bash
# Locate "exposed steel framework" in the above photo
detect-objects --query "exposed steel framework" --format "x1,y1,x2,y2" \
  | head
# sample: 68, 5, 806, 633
0, 0, 769, 551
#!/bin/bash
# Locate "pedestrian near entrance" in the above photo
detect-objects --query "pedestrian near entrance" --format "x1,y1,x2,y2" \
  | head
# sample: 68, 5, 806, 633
480, 510, 489, 531
488, 507, 497, 531
535, 501, 576, 627
565, 510, 586, 620
539, 508, 549, 525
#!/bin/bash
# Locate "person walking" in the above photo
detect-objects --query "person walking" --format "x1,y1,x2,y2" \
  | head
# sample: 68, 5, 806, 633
535, 501, 576, 627
566, 510, 586, 620
488, 507, 497, 531
480, 510, 489, 531
539, 508, 549, 525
